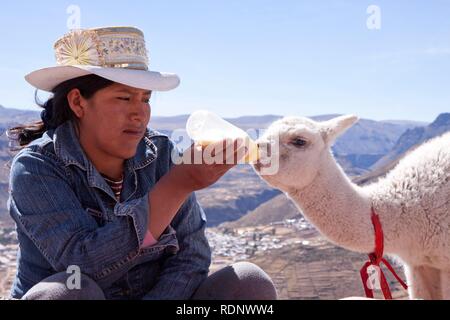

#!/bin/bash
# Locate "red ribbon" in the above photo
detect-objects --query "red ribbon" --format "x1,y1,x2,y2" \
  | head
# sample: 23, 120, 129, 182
360, 207, 408, 299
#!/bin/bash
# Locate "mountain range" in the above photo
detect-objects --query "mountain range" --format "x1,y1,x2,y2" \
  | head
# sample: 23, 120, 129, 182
0, 105, 447, 228
372, 113, 450, 170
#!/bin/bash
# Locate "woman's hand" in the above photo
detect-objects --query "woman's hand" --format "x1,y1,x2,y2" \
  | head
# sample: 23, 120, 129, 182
146, 138, 247, 241
170, 138, 248, 193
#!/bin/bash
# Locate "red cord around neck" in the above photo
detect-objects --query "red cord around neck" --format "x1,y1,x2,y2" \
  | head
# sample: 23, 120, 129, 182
360, 207, 408, 299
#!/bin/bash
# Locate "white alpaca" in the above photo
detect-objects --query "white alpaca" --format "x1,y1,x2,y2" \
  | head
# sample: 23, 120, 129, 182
253, 115, 450, 300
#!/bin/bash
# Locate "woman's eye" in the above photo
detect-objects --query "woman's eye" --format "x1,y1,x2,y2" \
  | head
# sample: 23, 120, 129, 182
143, 99, 150, 104
291, 138, 307, 147
117, 97, 131, 101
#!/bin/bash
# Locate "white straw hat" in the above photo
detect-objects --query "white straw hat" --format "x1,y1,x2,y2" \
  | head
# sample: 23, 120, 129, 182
25, 26, 180, 92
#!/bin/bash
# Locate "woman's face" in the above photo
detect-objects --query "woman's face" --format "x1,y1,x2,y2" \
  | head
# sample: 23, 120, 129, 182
75, 82, 152, 161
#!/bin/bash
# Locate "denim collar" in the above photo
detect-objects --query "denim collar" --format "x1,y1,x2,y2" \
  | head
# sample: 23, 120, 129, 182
51, 119, 158, 201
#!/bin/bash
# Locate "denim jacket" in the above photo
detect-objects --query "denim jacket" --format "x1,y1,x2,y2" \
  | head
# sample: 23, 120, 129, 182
8, 119, 211, 299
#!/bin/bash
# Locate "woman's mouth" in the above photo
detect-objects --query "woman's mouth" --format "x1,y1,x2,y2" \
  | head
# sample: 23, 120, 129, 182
123, 130, 143, 137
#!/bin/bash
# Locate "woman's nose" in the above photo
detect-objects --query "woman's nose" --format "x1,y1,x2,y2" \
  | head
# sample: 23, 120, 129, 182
130, 101, 148, 119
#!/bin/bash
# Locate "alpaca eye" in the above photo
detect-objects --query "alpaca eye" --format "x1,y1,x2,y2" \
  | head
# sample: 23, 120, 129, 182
291, 138, 307, 147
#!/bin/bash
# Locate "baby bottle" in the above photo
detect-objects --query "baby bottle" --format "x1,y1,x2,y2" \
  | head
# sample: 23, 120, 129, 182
186, 110, 260, 163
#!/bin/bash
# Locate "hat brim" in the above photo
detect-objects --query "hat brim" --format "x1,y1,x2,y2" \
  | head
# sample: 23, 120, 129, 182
25, 65, 180, 92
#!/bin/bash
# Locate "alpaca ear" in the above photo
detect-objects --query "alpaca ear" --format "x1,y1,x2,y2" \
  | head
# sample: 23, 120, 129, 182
321, 114, 359, 145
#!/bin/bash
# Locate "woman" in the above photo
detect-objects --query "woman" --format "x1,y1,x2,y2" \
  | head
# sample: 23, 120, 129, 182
6, 26, 277, 300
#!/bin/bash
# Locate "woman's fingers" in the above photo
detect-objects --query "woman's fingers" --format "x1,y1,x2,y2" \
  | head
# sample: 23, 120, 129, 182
183, 142, 203, 164
212, 138, 248, 165
184, 138, 249, 165
209, 138, 236, 158
224, 138, 248, 164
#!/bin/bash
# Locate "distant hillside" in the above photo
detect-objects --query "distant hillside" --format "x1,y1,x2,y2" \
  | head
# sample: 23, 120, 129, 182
0, 105, 40, 128
221, 193, 300, 229
0, 106, 41, 222
195, 165, 281, 226
372, 113, 450, 170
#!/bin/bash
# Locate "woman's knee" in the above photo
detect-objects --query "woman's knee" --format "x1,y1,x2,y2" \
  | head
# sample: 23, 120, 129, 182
22, 272, 105, 300
193, 261, 278, 300
230, 262, 278, 299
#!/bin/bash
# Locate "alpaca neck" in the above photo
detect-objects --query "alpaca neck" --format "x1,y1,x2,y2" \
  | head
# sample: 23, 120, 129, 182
287, 151, 377, 253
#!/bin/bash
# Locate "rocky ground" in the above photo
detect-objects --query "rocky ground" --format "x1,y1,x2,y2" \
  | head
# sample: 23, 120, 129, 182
196, 165, 280, 226
208, 218, 409, 300
0, 224, 17, 298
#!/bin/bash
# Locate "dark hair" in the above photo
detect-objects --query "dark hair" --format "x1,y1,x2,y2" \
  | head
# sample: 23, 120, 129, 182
7, 74, 114, 152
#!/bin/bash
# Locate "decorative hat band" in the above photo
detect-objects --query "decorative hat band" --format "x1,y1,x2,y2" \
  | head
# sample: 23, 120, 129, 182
54, 27, 149, 71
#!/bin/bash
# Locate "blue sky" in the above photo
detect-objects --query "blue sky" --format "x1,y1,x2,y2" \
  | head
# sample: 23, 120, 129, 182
0, 0, 449, 122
